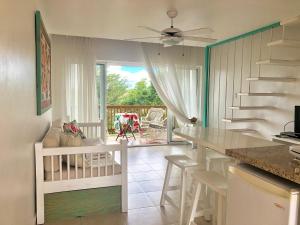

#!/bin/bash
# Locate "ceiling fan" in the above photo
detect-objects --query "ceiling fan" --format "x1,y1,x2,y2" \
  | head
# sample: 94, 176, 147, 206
125, 9, 217, 47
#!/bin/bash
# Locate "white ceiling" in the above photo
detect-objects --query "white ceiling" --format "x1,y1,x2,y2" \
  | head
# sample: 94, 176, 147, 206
41, 0, 300, 47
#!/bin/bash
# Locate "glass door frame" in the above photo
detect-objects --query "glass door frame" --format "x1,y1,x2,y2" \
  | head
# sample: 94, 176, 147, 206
96, 62, 107, 142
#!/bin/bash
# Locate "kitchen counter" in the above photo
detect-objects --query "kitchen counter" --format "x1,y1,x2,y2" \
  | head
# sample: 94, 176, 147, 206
174, 127, 300, 184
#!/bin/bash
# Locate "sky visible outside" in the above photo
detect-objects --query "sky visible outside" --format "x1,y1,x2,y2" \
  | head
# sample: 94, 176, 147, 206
107, 65, 150, 88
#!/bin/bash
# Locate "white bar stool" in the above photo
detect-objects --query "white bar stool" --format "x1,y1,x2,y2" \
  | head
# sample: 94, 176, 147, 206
186, 171, 228, 225
160, 155, 199, 225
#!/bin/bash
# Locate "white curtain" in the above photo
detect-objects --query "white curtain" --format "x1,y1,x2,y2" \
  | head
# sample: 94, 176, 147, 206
52, 35, 98, 122
141, 43, 202, 125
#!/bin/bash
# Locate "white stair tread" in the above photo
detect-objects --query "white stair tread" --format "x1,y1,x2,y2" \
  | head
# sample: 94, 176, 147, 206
256, 59, 300, 66
237, 92, 284, 96
267, 39, 300, 48
222, 118, 264, 123
281, 15, 300, 27
165, 155, 198, 169
228, 106, 274, 110
246, 76, 296, 82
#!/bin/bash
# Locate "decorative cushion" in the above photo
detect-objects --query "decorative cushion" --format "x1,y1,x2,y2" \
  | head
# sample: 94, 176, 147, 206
52, 119, 63, 129
43, 127, 61, 172
60, 132, 82, 147
60, 133, 89, 168
63, 120, 86, 139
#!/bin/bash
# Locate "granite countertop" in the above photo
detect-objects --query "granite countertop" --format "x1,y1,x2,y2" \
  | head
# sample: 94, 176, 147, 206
174, 127, 300, 184
226, 145, 300, 184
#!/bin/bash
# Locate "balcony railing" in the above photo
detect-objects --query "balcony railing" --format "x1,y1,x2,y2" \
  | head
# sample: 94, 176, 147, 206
106, 105, 167, 133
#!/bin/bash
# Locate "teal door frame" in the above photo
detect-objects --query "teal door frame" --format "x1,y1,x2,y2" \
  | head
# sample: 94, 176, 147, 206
202, 22, 281, 128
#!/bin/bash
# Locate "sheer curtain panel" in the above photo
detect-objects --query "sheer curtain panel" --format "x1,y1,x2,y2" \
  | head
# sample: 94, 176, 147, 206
52, 35, 98, 122
141, 43, 202, 125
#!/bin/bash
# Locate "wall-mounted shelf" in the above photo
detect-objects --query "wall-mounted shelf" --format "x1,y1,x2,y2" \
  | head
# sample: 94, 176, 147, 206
267, 39, 300, 48
222, 118, 264, 123
256, 59, 300, 66
281, 15, 300, 27
237, 92, 284, 97
228, 106, 274, 110
246, 77, 296, 82
228, 129, 257, 133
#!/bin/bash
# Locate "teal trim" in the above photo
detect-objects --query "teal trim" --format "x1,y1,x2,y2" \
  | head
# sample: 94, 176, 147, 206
35, 11, 42, 115
208, 22, 280, 48
202, 46, 210, 128
35, 10, 52, 115
202, 21, 281, 127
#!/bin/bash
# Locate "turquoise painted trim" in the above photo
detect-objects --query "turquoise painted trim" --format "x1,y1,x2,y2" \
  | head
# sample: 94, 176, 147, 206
35, 10, 52, 115
202, 21, 281, 127
202, 46, 210, 128
208, 22, 280, 48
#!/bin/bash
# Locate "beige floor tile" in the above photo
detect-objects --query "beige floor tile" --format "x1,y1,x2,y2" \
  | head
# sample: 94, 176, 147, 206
156, 205, 179, 224
138, 179, 164, 192
128, 182, 144, 194
128, 164, 153, 173
126, 207, 165, 225
131, 171, 162, 181
128, 193, 154, 209
149, 162, 167, 171
146, 191, 162, 206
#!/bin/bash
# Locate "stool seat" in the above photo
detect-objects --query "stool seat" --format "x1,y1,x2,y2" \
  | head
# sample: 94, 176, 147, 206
165, 155, 199, 169
192, 171, 228, 196
161, 154, 198, 225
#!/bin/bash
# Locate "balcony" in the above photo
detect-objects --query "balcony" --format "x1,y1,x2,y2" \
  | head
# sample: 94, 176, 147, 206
103, 105, 171, 145
106, 105, 167, 133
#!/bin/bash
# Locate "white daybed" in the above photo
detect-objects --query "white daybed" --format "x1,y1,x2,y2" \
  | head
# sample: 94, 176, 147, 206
35, 122, 128, 224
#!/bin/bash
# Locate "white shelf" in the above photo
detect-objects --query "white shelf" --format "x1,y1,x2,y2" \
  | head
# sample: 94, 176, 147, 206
228, 106, 274, 110
237, 92, 284, 97
228, 129, 257, 133
256, 59, 300, 66
281, 15, 300, 27
222, 118, 264, 123
246, 77, 296, 82
267, 39, 300, 48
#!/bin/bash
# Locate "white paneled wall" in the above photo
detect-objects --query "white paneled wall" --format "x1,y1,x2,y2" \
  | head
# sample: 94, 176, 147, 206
208, 26, 300, 138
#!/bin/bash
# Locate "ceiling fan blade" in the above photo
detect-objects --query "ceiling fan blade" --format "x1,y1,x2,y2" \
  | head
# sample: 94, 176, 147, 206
182, 28, 213, 36
184, 36, 217, 43
124, 36, 161, 41
138, 26, 162, 34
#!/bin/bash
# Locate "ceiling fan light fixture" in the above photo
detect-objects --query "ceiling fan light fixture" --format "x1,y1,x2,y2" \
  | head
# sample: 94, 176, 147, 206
161, 36, 183, 46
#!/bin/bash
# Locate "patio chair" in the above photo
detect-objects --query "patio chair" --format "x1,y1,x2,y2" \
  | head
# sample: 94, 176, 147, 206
140, 108, 165, 129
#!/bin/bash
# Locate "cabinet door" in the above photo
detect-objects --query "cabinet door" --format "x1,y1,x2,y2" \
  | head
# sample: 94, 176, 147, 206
226, 169, 290, 225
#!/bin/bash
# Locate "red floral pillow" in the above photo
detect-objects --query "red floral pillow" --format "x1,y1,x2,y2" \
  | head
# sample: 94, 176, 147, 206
63, 120, 86, 139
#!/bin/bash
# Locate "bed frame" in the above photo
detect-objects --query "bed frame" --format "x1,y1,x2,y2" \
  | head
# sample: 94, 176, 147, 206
35, 122, 128, 224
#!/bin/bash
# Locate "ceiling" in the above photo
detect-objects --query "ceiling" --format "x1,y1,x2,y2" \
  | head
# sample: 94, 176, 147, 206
41, 0, 300, 47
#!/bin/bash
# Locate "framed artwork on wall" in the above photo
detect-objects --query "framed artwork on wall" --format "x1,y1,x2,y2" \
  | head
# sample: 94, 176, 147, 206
35, 10, 51, 115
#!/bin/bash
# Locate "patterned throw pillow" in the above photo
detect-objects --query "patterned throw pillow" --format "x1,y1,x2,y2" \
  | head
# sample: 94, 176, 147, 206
63, 120, 86, 139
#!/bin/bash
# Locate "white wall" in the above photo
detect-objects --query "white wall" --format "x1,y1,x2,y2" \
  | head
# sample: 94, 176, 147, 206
208, 25, 300, 139
51, 34, 204, 120
0, 1, 51, 225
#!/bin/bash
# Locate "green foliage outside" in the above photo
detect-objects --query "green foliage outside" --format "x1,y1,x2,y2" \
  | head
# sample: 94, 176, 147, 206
104, 73, 163, 105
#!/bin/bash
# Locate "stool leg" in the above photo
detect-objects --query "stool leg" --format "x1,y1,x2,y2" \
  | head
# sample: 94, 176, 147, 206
179, 169, 187, 225
186, 183, 201, 225
217, 194, 224, 225
160, 161, 172, 206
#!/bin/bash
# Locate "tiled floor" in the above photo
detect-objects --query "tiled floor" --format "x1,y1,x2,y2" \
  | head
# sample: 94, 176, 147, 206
45, 144, 211, 225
